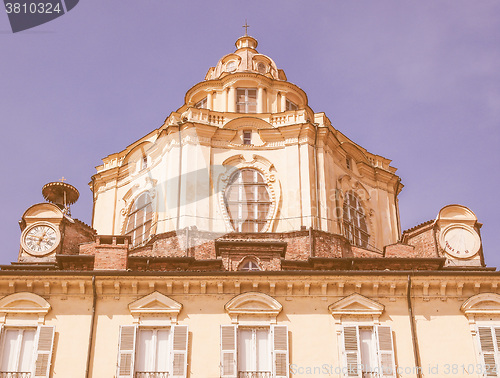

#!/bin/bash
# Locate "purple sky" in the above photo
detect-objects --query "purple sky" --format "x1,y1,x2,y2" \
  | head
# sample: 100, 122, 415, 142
1, 1, 499, 267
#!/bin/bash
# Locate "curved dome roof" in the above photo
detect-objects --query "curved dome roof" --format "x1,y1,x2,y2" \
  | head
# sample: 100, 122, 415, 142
205, 35, 286, 81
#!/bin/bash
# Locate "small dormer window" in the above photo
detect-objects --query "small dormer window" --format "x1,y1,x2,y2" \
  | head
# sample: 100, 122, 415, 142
346, 157, 351, 170
239, 258, 261, 271
195, 97, 207, 109
226, 61, 237, 72
257, 62, 266, 74
141, 155, 148, 171
243, 130, 252, 145
286, 99, 298, 111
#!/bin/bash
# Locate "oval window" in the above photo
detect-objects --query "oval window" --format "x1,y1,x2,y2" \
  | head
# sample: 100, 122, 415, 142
226, 61, 237, 72
257, 62, 266, 74
224, 169, 271, 232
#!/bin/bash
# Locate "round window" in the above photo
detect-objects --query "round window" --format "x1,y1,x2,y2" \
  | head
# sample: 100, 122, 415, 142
257, 62, 266, 74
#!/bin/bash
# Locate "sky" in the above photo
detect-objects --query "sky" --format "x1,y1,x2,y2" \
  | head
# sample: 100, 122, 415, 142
1, 1, 499, 267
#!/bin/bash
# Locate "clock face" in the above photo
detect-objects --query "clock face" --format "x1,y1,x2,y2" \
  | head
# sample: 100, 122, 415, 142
440, 225, 480, 259
21, 223, 60, 256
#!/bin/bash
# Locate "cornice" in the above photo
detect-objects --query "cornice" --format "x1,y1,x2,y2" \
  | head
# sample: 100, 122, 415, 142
0, 274, 498, 303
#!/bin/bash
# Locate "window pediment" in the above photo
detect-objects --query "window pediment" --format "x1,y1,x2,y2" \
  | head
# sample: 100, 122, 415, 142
129, 291, 182, 324
329, 293, 384, 317
225, 292, 282, 324
0, 292, 51, 316
461, 293, 500, 317
0, 292, 51, 325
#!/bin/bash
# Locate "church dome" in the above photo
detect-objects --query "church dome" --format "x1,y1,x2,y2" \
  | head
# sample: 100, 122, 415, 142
204, 34, 286, 81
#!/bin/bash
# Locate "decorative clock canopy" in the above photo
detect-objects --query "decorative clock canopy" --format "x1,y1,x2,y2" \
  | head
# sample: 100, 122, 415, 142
42, 180, 79, 214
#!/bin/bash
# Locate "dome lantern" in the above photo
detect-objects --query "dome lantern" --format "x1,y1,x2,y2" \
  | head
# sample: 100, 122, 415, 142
235, 35, 258, 50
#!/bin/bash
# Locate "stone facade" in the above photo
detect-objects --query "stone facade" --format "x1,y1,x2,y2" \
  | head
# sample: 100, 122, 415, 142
0, 34, 495, 378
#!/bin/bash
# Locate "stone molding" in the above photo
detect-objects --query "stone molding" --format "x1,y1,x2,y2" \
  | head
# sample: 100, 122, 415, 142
128, 291, 182, 325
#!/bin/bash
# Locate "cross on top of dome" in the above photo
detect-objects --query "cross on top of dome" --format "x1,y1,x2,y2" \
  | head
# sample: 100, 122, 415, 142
242, 19, 250, 36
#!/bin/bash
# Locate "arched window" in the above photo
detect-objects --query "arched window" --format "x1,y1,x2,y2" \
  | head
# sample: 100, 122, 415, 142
224, 169, 271, 232
125, 192, 153, 246
343, 192, 369, 248
238, 258, 261, 271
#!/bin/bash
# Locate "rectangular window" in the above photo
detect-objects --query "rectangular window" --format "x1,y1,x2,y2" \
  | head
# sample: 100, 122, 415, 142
0, 326, 55, 378
195, 97, 207, 109
341, 325, 396, 378
1, 329, 36, 374
346, 157, 351, 170
236, 89, 257, 113
136, 329, 171, 376
238, 329, 271, 374
117, 325, 188, 378
243, 130, 252, 145
221, 325, 289, 378
285, 99, 297, 111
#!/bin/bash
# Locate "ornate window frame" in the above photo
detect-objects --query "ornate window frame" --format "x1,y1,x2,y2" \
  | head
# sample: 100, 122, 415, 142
0, 293, 55, 378
337, 175, 375, 249
117, 292, 188, 378
461, 293, 500, 374
120, 179, 157, 247
218, 154, 281, 233
329, 294, 396, 378
221, 293, 288, 378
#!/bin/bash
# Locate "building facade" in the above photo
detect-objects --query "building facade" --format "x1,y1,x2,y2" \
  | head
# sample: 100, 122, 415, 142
0, 34, 498, 378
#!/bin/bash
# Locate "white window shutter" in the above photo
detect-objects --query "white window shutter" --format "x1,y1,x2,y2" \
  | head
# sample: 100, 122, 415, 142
272, 325, 289, 378
477, 326, 499, 377
171, 325, 188, 378
375, 326, 396, 378
117, 325, 137, 378
220, 325, 237, 378
341, 325, 361, 378
33, 325, 55, 378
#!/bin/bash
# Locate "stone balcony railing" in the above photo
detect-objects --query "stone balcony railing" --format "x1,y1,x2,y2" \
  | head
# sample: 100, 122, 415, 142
180, 108, 310, 128
238, 372, 272, 378
0, 373, 31, 378
135, 372, 169, 378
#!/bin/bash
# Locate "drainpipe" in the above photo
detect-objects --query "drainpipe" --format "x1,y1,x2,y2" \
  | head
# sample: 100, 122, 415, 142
407, 274, 422, 378
85, 276, 97, 378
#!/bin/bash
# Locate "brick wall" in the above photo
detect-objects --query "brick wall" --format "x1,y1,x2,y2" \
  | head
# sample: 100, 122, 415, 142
313, 230, 349, 258
402, 224, 439, 258
90, 236, 129, 270
60, 219, 95, 255
283, 231, 310, 261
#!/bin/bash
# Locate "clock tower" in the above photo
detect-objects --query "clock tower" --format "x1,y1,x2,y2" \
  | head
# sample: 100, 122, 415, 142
18, 180, 94, 265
